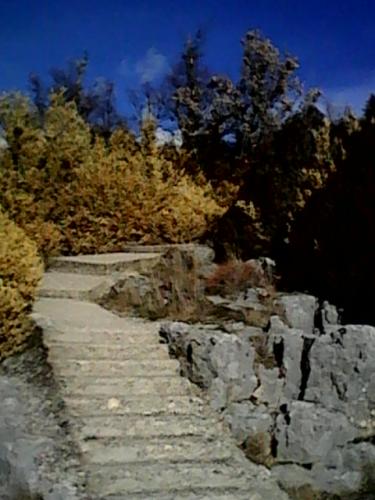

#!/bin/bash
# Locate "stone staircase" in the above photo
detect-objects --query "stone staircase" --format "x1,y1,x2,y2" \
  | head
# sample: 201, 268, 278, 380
33, 251, 289, 499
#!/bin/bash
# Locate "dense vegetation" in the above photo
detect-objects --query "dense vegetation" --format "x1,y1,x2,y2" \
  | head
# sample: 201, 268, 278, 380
1, 28, 374, 328
0, 93, 225, 257
0, 210, 43, 359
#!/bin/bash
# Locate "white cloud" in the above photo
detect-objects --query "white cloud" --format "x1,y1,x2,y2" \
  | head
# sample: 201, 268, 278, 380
135, 48, 169, 84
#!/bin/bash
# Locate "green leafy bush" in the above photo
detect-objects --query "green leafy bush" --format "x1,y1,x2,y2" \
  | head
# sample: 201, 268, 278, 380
0, 210, 43, 360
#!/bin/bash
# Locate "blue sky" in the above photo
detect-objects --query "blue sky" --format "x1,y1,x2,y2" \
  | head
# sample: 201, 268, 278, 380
1, 0, 375, 115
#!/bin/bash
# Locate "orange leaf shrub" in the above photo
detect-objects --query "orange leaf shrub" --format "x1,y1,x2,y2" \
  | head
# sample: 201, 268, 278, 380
0, 94, 227, 256
0, 210, 43, 359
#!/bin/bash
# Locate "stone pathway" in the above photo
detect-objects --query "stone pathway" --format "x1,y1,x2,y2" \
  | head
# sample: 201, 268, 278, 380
33, 252, 289, 499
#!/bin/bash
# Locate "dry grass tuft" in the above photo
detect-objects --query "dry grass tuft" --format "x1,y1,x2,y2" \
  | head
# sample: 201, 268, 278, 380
205, 259, 273, 296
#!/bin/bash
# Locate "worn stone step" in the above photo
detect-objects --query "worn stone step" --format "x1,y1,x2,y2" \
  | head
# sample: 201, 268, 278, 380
86, 462, 265, 497
80, 436, 233, 465
107, 491, 261, 500
121, 243, 202, 253
34, 298, 132, 330
47, 342, 170, 360
44, 328, 160, 346
37, 271, 113, 301
64, 395, 205, 417
58, 375, 190, 396
33, 298, 163, 332
74, 415, 219, 440
126, 478, 290, 500
49, 252, 161, 275
107, 491, 268, 500
52, 359, 180, 377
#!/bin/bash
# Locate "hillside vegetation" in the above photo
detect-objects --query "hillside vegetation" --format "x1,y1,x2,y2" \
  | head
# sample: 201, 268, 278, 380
0, 92, 226, 258
0, 210, 43, 360
0, 28, 374, 327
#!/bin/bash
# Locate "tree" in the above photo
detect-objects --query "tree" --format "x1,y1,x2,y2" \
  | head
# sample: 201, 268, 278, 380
29, 54, 124, 136
168, 30, 211, 151
283, 102, 375, 325
49, 52, 89, 117
162, 29, 315, 181
235, 30, 302, 154
364, 93, 375, 123
158, 30, 240, 179
29, 73, 48, 119
85, 78, 125, 138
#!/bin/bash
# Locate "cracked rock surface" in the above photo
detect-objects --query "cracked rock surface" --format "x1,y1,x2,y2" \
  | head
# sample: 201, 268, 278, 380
0, 341, 87, 500
161, 293, 375, 498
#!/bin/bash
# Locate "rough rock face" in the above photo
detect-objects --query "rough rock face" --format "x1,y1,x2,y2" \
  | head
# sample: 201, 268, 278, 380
0, 341, 86, 500
100, 244, 216, 319
160, 293, 375, 498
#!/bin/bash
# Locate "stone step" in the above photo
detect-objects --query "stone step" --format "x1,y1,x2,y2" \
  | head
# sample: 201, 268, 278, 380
31, 251, 290, 500
52, 358, 180, 377
107, 491, 260, 500
49, 252, 161, 275
86, 462, 262, 497
33, 298, 162, 332
47, 342, 170, 360
64, 395, 205, 417
74, 415, 219, 440
58, 375, 190, 397
37, 271, 113, 301
80, 436, 233, 465
44, 328, 160, 346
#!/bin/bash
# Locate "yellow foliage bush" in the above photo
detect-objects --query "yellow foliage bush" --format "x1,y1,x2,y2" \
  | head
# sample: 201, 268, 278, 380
0, 94, 226, 256
0, 210, 43, 360
62, 131, 225, 253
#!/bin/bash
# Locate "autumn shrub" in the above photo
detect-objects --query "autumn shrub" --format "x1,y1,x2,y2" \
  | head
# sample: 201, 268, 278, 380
0, 92, 89, 257
0, 95, 226, 256
0, 210, 43, 360
59, 123, 225, 253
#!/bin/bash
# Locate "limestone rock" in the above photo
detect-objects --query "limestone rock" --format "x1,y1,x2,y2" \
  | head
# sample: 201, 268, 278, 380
276, 293, 317, 334
0, 350, 85, 500
162, 312, 375, 498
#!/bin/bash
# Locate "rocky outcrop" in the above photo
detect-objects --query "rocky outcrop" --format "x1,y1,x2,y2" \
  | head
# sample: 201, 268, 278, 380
99, 245, 217, 320
0, 341, 86, 500
160, 294, 375, 498
4, 245, 374, 499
